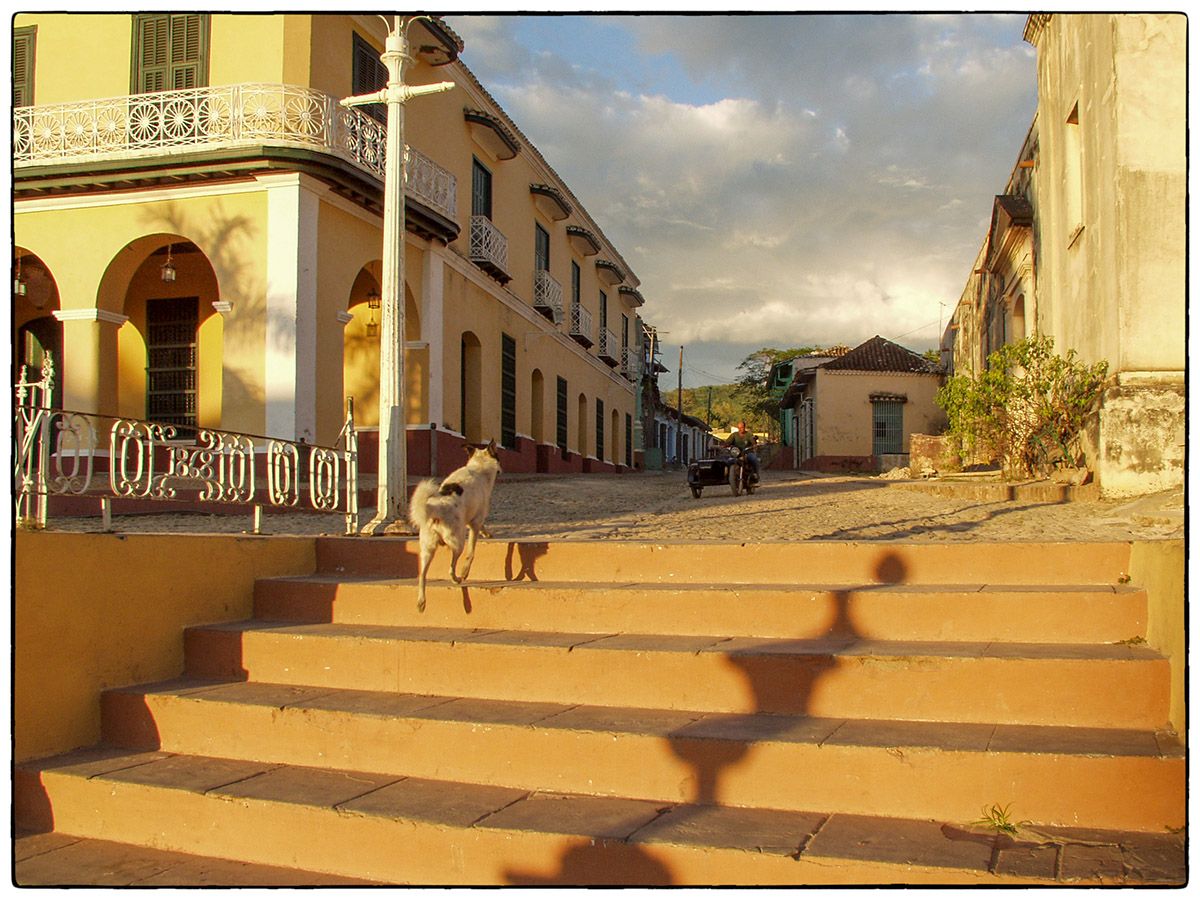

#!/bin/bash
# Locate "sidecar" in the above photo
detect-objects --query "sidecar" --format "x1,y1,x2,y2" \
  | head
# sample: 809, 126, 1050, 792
686, 453, 736, 498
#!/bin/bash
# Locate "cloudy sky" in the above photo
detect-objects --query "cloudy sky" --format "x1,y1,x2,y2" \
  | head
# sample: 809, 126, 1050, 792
445, 12, 1038, 388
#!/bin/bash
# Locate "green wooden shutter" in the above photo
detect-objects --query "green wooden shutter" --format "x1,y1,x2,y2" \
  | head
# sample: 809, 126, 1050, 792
352, 33, 387, 123
134, 14, 208, 93
13, 27, 35, 107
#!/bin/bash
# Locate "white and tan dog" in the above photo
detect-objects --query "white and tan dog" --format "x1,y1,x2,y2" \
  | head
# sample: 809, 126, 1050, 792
408, 440, 501, 611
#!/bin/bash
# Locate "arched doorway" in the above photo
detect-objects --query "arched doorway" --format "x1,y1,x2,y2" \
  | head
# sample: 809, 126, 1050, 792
610, 407, 620, 464
13, 250, 63, 408
530, 369, 545, 444
460, 331, 482, 443
1011, 294, 1026, 343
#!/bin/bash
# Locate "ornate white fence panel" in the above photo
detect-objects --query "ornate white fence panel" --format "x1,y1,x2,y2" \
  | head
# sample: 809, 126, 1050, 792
570, 304, 594, 344
533, 270, 564, 323
469, 215, 509, 273
13, 355, 359, 534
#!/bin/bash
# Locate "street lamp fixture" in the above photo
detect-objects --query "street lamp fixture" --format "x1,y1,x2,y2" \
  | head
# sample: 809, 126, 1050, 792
341, 16, 455, 535
14, 255, 26, 297
366, 288, 381, 338
161, 244, 176, 283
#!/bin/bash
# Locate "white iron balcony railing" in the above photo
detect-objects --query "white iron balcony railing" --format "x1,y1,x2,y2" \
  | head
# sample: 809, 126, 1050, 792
598, 328, 620, 364
12, 83, 456, 221
621, 346, 640, 381
533, 269, 564, 324
469, 215, 509, 278
569, 303, 594, 347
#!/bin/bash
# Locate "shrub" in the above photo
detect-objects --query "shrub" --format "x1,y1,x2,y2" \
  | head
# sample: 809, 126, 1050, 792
937, 336, 1108, 479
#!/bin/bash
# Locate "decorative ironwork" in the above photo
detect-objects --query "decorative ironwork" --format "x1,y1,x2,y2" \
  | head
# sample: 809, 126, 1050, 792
533, 269, 564, 323
598, 328, 620, 364
621, 346, 640, 382
469, 215, 509, 275
13, 83, 456, 221
13, 354, 359, 534
569, 303, 594, 346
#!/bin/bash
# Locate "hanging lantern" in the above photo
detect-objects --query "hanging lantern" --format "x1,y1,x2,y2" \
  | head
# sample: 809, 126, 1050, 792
366, 288, 380, 337
161, 244, 177, 283
14, 256, 27, 297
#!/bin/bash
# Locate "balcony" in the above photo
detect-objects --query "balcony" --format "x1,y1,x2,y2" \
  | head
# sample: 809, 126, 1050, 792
533, 269, 564, 324
569, 304, 594, 348
621, 346, 640, 382
598, 328, 620, 366
12, 83, 458, 231
469, 215, 510, 283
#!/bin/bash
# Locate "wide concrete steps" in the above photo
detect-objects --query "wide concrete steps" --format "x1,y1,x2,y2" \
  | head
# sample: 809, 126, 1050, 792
15, 538, 1184, 884
182, 620, 1168, 729
97, 679, 1184, 832
254, 576, 1149, 644
16, 746, 1185, 886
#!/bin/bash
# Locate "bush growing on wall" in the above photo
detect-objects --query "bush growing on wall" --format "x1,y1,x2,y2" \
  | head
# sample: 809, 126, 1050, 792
936, 336, 1108, 479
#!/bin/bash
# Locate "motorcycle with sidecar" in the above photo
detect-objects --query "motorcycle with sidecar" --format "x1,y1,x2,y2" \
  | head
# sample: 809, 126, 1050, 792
686, 445, 758, 498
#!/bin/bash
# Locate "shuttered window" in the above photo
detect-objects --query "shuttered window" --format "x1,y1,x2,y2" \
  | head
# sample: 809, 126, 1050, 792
501, 333, 517, 449
595, 399, 605, 461
534, 223, 550, 272
352, 33, 387, 124
625, 413, 633, 467
556, 377, 568, 452
472, 158, 493, 219
13, 26, 35, 108
132, 14, 209, 93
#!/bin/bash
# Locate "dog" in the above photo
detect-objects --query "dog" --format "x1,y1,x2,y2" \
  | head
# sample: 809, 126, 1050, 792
408, 439, 501, 612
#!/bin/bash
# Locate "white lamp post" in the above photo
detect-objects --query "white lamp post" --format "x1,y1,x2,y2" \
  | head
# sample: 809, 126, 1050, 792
342, 16, 453, 535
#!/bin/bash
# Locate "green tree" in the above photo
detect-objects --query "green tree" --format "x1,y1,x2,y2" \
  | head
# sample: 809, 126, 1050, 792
733, 347, 818, 437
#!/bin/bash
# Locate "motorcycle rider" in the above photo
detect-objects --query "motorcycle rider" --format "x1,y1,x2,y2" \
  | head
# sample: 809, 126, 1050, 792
725, 421, 760, 484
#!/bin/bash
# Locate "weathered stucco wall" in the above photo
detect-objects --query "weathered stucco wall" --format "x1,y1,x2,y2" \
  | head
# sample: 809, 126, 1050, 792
14, 532, 317, 763
814, 370, 946, 458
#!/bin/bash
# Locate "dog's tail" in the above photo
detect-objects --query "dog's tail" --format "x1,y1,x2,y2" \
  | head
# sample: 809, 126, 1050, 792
408, 478, 464, 530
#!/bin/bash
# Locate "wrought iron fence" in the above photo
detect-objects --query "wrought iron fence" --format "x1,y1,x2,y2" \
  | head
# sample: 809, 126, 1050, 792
14, 355, 359, 534
469, 215, 509, 274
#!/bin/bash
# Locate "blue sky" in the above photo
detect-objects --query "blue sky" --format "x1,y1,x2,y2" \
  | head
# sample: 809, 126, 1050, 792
445, 13, 1039, 388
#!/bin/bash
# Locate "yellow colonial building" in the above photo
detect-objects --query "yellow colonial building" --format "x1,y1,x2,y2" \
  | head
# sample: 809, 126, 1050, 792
13, 13, 648, 477
945, 13, 1185, 496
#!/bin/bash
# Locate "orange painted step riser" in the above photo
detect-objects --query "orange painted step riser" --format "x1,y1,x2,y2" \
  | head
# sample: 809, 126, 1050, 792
22, 772, 1094, 885
254, 581, 1148, 644
101, 693, 1186, 831
316, 539, 1134, 586
184, 631, 1171, 729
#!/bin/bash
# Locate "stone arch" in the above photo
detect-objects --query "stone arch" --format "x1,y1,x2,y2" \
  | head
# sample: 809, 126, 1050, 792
13, 248, 63, 408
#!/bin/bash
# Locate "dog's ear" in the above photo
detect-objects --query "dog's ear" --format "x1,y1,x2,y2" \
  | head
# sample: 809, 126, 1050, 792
485, 439, 498, 457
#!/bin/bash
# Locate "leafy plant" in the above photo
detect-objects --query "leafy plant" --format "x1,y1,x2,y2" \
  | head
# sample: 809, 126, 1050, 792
936, 336, 1108, 479
973, 803, 1029, 836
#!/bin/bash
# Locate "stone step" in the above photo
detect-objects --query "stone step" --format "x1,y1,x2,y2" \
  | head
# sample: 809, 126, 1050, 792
315, 538, 1134, 587
254, 576, 1148, 644
182, 623, 1171, 729
14, 747, 1185, 885
98, 679, 1185, 832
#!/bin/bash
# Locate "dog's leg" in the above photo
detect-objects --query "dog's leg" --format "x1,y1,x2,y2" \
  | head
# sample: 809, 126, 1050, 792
447, 531, 465, 584
416, 527, 438, 612
459, 522, 481, 581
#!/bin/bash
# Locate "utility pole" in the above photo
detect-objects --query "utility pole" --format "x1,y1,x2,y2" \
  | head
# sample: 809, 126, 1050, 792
342, 16, 454, 535
676, 345, 683, 465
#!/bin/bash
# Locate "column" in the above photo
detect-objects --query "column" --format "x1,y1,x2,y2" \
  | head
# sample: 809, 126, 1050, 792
421, 246, 445, 428
52, 308, 127, 417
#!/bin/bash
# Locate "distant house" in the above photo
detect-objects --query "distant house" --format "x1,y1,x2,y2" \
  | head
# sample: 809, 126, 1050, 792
778, 336, 945, 473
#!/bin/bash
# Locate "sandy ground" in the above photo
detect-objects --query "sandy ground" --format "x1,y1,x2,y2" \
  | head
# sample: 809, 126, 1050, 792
40, 469, 1185, 543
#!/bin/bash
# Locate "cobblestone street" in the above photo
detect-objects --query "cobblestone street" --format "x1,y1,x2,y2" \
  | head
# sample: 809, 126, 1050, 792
41, 469, 1185, 544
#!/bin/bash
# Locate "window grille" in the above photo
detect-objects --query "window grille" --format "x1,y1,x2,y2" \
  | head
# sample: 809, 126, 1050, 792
146, 296, 198, 428
595, 398, 604, 461
556, 377, 568, 452
625, 413, 632, 467
871, 399, 904, 456
501, 333, 516, 448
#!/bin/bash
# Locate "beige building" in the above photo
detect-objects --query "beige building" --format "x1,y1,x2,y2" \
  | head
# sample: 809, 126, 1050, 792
780, 336, 946, 473
945, 13, 1185, 496
13, 14, 648, 477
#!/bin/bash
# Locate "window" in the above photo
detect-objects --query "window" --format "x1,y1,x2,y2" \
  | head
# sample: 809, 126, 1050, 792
146, 297, 199, 428
13, 26, 35, 107
1064, 102, 1083, 242
352, 33, 388, 124
871, 399, 904, 456
571, 261, 581, 306
625, 413, 633, 467
132, 14, 209, 93
595, 398, 605, 460
534, 223, 550, 272
599, 290, 608, 329
621, 314, 629, 348
556, 377, 568, 452
501, 333, 517, 448
472, 158, 493, 219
